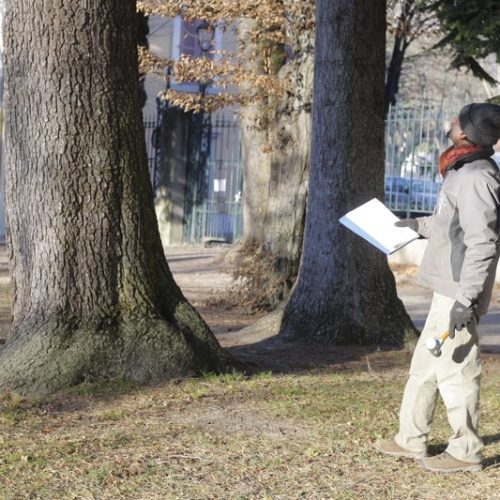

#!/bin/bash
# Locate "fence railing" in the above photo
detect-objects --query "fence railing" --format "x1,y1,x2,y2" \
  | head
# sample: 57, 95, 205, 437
186, 200, 243, 243
384, 102, 453, 216
143, 114, 159, 190
145, 102, 477, 244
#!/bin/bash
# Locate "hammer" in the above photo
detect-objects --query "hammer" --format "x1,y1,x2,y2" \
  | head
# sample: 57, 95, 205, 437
425, 331, 450, 357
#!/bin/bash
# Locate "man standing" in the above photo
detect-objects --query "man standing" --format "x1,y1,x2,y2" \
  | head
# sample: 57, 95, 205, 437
376, 103, 500, 473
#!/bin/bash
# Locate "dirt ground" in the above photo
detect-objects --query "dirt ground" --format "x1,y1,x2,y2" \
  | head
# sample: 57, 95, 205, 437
163, 244, 264, 337
1, 243, 499, 367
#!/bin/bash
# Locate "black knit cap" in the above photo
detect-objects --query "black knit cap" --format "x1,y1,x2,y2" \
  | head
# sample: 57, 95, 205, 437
459, 103, 500, 147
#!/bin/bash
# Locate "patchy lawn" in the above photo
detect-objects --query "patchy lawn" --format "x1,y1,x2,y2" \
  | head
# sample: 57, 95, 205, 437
0, 245, 499, 497
0, 350, 499, 499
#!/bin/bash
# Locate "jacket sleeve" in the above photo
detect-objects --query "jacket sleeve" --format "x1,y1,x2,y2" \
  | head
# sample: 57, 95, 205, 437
416, 216, 433, 238
455, 173, 500, 307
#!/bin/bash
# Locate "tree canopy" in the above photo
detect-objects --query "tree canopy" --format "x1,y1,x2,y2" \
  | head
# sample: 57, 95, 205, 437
431, 0, 500, 84
138, 0, 314, 113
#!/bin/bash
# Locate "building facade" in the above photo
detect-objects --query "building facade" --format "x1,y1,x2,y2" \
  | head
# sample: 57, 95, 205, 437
143, 15, 243, 245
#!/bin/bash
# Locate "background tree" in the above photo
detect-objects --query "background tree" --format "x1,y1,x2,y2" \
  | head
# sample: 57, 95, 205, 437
0, 0, 237, 396
139, 0, 315, 309
280, 0, 418, 345
430, 0, 500, 84
138, 1, 290, 112
137, 9, 150, 108
237, 2, 314, 310
385, 0, 439, 112
385, 0, 500, 111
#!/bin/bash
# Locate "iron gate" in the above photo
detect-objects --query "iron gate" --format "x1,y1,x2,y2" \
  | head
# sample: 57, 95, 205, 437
143, 113, 160, 191
183, 109, 243, 243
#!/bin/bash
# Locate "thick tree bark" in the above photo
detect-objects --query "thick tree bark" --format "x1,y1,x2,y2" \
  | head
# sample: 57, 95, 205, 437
280, 0, 418, 346
0, 0, 236, 396
238, 14, 314, 305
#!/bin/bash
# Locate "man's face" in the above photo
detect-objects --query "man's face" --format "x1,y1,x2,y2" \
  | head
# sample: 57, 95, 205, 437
447, 115, 467, 145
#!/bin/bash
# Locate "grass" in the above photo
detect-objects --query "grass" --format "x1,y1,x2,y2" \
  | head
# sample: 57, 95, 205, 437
0, 352, 499, 499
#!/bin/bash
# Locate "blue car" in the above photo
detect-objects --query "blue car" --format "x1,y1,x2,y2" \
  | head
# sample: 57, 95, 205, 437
411, 181, 441, 213
385, 176, 411, 211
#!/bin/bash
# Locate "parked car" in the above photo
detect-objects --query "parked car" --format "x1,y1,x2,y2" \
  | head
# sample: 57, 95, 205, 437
385, 176, 411, 211
411, 181, 441, 213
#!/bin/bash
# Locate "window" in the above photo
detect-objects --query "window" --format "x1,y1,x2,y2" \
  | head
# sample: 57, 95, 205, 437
180, 19, 213, 59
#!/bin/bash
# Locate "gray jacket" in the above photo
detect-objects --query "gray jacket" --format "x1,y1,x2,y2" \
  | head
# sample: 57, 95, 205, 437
416, 158, 500, 316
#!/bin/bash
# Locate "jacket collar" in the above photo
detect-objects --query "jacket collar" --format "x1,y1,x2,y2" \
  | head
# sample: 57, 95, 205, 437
439, 144, 494, 176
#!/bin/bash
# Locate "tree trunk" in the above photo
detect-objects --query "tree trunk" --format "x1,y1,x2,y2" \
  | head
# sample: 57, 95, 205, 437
280, 0, 418, 346
238, 14, 314, 307
0, 0, 236, 396
385, 35, 409, 113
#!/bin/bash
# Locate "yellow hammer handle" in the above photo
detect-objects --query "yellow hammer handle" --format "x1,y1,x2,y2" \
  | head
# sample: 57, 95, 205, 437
439, 331, 450, 342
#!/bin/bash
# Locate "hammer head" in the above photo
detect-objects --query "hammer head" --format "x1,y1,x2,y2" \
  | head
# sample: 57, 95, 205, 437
425, 337, 443, 357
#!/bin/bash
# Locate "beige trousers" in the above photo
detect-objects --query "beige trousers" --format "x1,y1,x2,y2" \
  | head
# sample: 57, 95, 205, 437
395, 292, 483, 463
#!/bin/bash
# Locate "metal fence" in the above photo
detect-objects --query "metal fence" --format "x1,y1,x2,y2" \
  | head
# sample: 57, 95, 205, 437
143, 106, 243, 244
183, 110, 243, 243
385, 103, 453, 216
145, 102, 467, 244
186, 200, 243, 243
143, 114, 159, 190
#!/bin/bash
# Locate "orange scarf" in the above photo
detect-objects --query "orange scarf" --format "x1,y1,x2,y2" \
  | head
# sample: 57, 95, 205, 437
438, 144, 486, 176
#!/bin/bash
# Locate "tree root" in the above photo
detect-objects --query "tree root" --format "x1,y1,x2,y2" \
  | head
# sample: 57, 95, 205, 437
0, 314, 242, 397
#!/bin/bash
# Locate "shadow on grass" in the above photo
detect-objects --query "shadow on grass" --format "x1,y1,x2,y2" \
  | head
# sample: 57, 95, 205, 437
483, 433, 500, 469
428, 433, 500, 470
483, 455, 500, 469
0, 376, 143, 417
226, 335, 413, 375
483, 433, 500, 446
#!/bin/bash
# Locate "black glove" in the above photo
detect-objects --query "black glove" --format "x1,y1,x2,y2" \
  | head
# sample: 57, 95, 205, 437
448, 300, 476, 338
394, 218, 418, 232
